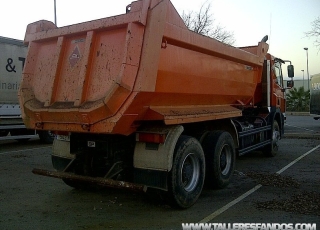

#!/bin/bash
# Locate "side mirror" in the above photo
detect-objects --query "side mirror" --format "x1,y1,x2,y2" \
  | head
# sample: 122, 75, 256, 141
282, 80, 294, 92
287, 80, 294, 88
287, 65, 294, 78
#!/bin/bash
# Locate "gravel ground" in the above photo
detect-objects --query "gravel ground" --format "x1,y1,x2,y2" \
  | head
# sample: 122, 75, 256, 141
246, 172, 301, 188
256, 191, 320, 216
245, 172, 320, 216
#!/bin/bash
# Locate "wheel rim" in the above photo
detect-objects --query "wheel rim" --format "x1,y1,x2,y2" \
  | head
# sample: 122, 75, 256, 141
180, 153, 200, 192
220, 144, 232, 176
272, 127, 280, 151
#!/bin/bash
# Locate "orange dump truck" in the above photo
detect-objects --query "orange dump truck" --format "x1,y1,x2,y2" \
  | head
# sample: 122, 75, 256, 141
19, 0, 294, 208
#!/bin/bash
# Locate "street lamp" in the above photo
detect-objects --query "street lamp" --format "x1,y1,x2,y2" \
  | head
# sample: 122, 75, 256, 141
304, 47, 309, 91
54, 0, 57, 25
301, 70, 304, 89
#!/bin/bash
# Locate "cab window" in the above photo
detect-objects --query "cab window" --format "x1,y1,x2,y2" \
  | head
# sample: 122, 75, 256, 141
274, 62, 283, 88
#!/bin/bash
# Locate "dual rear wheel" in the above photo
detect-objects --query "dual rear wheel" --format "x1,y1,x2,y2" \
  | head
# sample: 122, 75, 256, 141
202, 131, 236, 189
167, 131, 236, 208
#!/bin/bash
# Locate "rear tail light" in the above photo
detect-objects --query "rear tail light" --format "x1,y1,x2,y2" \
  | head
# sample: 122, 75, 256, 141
136, 132, 166, 144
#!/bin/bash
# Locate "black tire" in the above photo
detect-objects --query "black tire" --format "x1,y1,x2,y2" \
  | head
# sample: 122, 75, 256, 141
262, 120, 280, 157
202, 131, 235, 189
167, 135, 205, 208
38, 130, 55, 144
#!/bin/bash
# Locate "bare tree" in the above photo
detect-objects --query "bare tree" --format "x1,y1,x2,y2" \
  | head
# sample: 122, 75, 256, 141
181, 2, 235, 45
305, 16, 320, 52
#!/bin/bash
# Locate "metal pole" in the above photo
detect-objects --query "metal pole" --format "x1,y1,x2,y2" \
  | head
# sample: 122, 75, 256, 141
304, 48, 309, 91
54, 0, 57, 26
301, 70, 304, 89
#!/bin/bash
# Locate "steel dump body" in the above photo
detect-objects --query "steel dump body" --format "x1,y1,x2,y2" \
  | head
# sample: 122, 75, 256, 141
19, 0, 269, 135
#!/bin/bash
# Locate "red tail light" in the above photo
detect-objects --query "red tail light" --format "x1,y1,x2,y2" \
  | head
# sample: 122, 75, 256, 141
136, 133, 166, 144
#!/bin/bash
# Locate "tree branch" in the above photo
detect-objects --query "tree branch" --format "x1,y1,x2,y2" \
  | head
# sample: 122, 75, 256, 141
181, 2, 235, 45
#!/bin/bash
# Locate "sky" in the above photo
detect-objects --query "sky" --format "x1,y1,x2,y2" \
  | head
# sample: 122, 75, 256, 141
1, 0, 319, 80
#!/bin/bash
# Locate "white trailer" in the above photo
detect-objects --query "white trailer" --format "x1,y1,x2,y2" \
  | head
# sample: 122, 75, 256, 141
0, 36, 53, 143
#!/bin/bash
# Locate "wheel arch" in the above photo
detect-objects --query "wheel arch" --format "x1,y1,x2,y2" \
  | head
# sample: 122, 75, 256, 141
133, 125, 184, 172
268, 107, 285, 137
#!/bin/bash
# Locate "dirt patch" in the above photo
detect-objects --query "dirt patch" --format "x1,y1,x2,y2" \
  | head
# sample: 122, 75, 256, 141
246, 172, 300, 188
246, 172, 319, 216
256, 191, 320, 216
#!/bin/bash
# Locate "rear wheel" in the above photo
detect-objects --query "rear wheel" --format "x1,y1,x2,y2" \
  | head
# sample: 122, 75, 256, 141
167, 135, 205, 208
202, 131, 235, 189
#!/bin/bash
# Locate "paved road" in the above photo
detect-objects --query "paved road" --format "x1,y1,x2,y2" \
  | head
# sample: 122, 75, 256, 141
285, 114, 320, 137
0, 117, 319, 230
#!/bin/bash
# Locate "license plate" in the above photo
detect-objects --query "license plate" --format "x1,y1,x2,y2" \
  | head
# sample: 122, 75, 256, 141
56, 135, 70, 141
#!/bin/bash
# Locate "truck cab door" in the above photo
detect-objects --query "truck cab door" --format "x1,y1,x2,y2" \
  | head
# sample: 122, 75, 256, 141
271, 62, 285, 112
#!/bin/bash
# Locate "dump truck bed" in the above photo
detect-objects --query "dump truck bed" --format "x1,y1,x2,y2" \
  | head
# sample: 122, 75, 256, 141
19, 0, 269, 135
